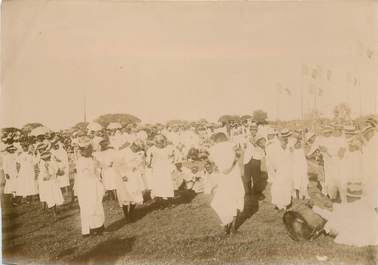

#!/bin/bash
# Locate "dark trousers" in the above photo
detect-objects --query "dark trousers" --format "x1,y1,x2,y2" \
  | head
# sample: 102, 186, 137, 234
243, 158, 263, 195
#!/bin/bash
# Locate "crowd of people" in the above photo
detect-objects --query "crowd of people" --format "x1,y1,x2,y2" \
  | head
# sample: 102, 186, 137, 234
0, 116, 377, 246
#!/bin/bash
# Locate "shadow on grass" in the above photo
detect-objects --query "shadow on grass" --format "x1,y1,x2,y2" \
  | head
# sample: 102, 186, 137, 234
56, 247, 78, 259
71, 236, 136, 265
106, 190, 197, 232
2, 243, 25, 260
235, 172, 268, 230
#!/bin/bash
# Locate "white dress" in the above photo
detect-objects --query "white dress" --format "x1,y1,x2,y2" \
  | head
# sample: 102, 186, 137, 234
37, 159, 64, 208
3, 152, 19, 195
16, 152, 38, 197
270, 145, 293, 209
292, 147, 309, 198
114, 148, 145, 205
52, 147, 70, 188
75, 156, 105, 235
148, 146, 175, 198
209, 142, 244, 226
265, 139, 280, 183
314, 197, 378, 247
94, 149, 118, 191
318, 136, 346, 199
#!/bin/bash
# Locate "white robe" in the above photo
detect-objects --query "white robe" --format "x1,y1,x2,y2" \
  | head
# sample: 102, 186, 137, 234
52, 147, 70, 188
314, 197, 378, 247
114, 148, 145, 205
291, 147, 309, 198
37, 159, 64, 208
94, 149, 118, 191
318, 136, 346, 199
75, 156, 105, 235
16, 152, 38, 197
147, 146, 175, 198
209, 142, 244, 226
270, 145, 293, 209
265, 139, 280, 183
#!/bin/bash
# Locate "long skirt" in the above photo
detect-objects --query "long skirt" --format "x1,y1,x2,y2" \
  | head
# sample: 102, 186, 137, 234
16, 171, 38, 197
116, 173, 144, 206
271, 171, 293, 209
150, 162, 175, 198
76, 177, 105, 235
323, 158, 342, 199
38, 179, 64, 208
4, 176, 18, 195
102, 167, 117, 191
58, 171, 70, 188
211, 172, 244, 226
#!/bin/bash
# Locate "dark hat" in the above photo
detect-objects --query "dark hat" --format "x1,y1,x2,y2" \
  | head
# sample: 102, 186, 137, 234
5, 144, 17, 153
366, 118, 378, 128
279, 128, 292, 138
36, 141, 51, 153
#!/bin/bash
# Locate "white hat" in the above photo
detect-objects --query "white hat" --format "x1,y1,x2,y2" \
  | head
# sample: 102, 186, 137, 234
30, 126, 50, 136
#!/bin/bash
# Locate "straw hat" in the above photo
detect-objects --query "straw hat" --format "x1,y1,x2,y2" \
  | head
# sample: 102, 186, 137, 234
5, 144, 17, 153
280, 128, 292, 138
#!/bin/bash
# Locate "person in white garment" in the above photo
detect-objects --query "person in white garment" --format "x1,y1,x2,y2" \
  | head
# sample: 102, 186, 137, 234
114, 140, 146, 222
209, 132, 244, 235
75, 137, 105, 237
51, 140, 70, 194
146, 134, 175, 202
265, 128, 279, 184
15, 140, 38, 204
313, 184, 378, 247
270, 129, 294, 211
340, 137, 365, 201
93, 138, 118, 201
36, 143, 64, 216
317, 126, 347, 201
2, 144, 20, 205
291, 133, 309, 200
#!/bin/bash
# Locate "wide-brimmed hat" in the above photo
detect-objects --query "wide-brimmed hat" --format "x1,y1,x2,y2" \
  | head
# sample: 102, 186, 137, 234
366, 118, 378, 128
361, 125, 375, 136
5, 144, 17, 153
321, 125, 333, 134
343, 125, 358, 135
36, 141, 51, 153
279, 128, 292, 138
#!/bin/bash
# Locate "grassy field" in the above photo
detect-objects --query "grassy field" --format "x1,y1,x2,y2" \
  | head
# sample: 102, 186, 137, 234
2, 181, 378, 265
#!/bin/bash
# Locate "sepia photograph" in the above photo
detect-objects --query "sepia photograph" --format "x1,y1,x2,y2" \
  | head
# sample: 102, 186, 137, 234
1, 0, 378, 264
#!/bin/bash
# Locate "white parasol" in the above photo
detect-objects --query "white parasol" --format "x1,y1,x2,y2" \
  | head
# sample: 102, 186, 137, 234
30, 126, 50, 136
87, 122, 102, 132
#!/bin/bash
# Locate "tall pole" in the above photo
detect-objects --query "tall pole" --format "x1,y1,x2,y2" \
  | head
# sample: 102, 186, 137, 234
300, 86, 304, 120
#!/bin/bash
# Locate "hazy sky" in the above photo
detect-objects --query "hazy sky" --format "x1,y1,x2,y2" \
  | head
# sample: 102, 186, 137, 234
1, 0, 378, 130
